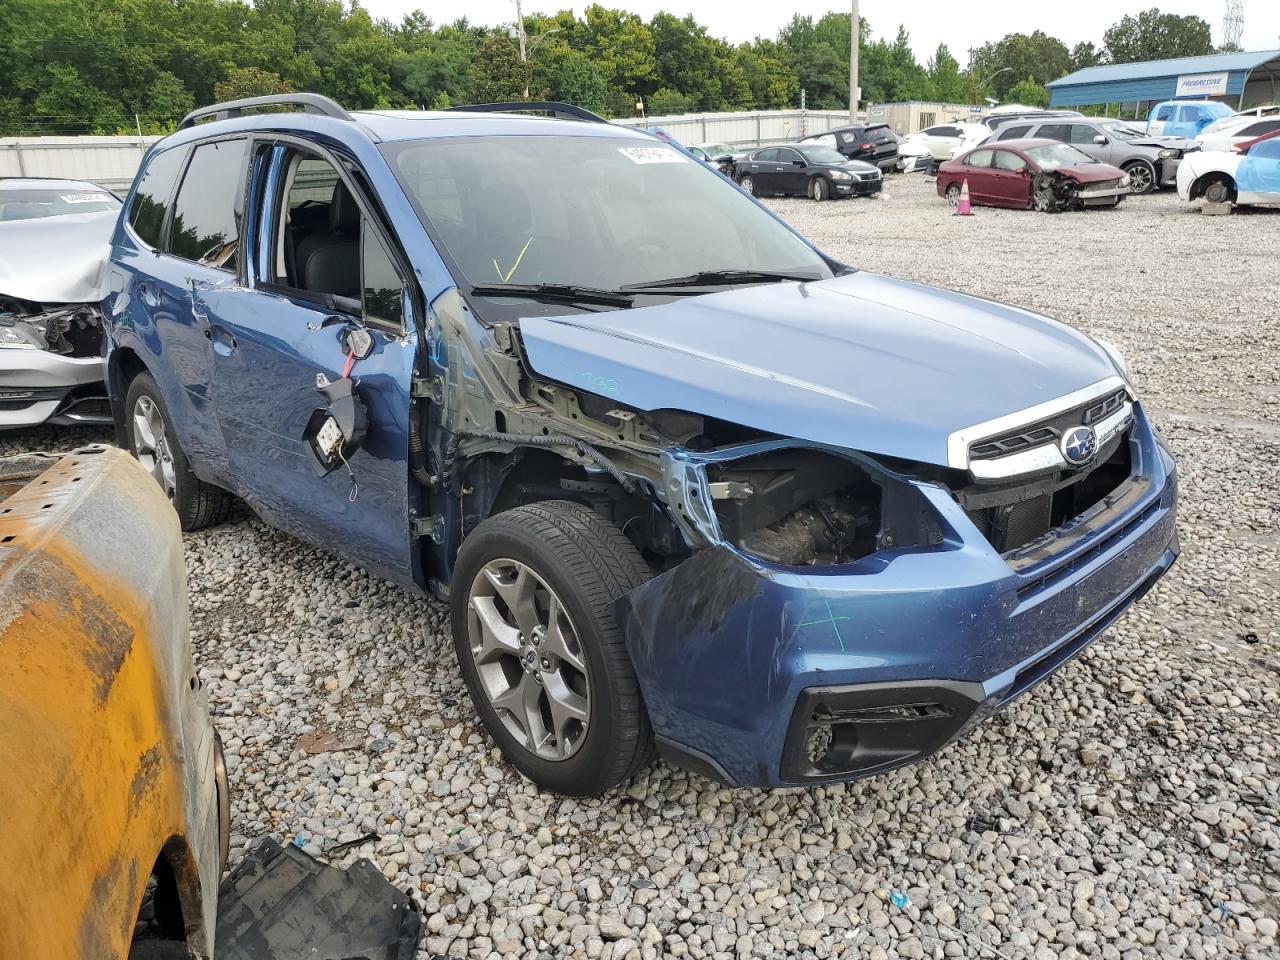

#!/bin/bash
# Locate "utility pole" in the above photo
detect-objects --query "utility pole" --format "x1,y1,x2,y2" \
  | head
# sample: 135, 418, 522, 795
515, 0, 527, 63
849, 0, 860, 123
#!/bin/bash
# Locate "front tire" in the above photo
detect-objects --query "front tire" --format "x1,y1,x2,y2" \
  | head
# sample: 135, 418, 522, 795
1123, 160, 1155, 195
450, 501, 653, 795
124, 372, 231, 531
812, 177, 829, 202
944, 182, 962, 206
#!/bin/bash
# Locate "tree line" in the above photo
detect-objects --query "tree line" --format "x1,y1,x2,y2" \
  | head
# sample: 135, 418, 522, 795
0, 1, 1219, 136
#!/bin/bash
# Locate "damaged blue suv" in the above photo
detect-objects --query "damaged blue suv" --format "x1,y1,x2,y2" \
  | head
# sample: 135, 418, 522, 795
102, 95, 1178, 795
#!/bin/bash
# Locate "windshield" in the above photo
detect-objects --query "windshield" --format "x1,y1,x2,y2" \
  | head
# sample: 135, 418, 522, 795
0, 188, 120, 221
702, 143, 733, 155
1098, 120, 1146, 139
385, 136, 831, 308
797, 146, 847, 164
1026, 143, 1095, 170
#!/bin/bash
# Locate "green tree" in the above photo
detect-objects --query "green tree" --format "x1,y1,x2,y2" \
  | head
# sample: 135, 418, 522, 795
1006, 76, 1049, 108
647, 87, 691, 115
969, 31, 1072, 100
472, 35, 530, 103
1070, 41, 1102, 71
1103, 9, 1212, 63
552, 50, 609, 113
927, 44, 966, 103
213, 67, 294, 103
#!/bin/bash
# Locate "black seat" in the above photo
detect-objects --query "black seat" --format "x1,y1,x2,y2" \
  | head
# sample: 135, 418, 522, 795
295, 182, 360, 299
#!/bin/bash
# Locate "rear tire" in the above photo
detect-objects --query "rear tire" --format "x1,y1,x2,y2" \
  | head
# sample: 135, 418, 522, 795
450, 501, 653, 795
739, 175, 756, 195
125, 372, 231, 531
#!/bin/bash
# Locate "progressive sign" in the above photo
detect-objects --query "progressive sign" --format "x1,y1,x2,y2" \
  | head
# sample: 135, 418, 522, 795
1175, 72, 1230, 97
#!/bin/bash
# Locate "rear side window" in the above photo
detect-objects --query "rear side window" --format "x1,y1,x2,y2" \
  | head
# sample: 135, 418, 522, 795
1038, 124, 1070, 142
755, 148, 780, 162
128, 147, 187, 248
1241, 120, 1280, 137
997, 124, 1032, 140
169, 139, 248, 272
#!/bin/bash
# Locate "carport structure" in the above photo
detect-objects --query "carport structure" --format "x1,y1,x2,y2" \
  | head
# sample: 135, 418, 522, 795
1048, 50, 1280, 113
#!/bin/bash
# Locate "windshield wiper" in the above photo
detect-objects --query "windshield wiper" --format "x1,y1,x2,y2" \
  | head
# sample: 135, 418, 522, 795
469, 283, 634, 308
621, 269, 820, 291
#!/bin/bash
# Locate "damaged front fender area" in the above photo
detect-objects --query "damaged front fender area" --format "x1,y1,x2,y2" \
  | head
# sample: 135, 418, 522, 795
614, 443, 995, 786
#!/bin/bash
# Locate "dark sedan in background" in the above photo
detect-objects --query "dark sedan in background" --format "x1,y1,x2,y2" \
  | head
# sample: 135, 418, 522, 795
735, 144, 883, 200
799, 123, 899, 170
937, 139, 1130, 212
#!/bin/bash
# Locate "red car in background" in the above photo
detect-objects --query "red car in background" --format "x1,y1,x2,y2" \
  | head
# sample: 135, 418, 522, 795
937, 138, 1131, 212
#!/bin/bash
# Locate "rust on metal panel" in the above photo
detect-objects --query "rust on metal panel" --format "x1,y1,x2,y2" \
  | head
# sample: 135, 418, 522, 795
0, 455, 195, 960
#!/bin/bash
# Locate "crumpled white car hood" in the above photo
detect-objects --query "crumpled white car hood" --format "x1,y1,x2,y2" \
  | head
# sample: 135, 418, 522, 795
0, 210, 118, 303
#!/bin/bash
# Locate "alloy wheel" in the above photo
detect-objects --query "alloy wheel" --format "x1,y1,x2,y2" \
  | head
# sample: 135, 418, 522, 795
466, 558, 590, 761
132, 395, 176, 501
740, 176, 755, 195
1126, 163, 1154, 194
945, 183, 961, 206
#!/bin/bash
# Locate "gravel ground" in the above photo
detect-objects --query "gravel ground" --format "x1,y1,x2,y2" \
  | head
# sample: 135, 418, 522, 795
8, 175, 1280, 960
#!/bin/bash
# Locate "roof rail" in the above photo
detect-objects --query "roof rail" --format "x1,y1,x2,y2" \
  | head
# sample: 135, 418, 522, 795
179, 93, 353, 131
445, 101, 610, 124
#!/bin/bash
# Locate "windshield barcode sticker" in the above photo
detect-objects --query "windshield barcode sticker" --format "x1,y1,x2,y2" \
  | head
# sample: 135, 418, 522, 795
618, 147, 687, 165
60, 193, 108, 204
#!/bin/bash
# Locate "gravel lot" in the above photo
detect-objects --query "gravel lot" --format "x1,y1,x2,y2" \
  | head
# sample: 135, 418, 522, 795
9, 175, 1279, 959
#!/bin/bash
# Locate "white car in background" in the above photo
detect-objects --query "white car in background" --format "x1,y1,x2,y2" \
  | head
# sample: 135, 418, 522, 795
1177, 130, 1280, 207
897, 122, 990, 171
1196, 111, 1280, 152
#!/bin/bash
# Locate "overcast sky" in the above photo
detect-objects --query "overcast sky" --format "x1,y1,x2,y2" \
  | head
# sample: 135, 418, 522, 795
361, 0, 1280, 65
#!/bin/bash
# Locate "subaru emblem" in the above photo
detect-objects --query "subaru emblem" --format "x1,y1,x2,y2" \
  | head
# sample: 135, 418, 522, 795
1060, 425, 1097, 466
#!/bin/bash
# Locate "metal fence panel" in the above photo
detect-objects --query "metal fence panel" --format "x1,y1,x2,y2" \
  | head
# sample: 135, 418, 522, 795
0, 110, 860, 192
0, 136, 160, 192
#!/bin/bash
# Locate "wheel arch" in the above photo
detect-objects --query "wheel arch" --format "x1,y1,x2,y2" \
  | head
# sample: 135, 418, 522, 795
1190, 170, 1236, 202
108, 347, 149, 448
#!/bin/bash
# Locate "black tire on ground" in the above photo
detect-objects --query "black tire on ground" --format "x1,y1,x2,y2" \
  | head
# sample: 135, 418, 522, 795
450, 500, 653, 796
1123, 160, 1156, 195
124, 371, 232, 531
812, 177, 829, 201
944, 182, 962, 205
1201, 174, 1236, 205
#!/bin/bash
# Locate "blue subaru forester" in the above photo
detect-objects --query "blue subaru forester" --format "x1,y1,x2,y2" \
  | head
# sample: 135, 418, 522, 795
102, 94, 1178, 795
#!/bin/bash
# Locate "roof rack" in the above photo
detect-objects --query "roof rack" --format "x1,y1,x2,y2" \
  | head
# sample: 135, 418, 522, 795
445, 101, 610, 124
179, 93, 353, 131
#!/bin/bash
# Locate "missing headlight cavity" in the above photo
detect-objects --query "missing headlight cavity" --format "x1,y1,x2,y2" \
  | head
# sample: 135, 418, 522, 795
0, 296, 103, 356
708, 450, 883, 565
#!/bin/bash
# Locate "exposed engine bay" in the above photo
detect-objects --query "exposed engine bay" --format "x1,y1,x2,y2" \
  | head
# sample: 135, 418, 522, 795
0, 295, 104, 356
1031, 172, 1126, 212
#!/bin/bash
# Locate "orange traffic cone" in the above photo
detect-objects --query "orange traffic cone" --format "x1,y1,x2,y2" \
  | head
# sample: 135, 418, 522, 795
954, 178, 973, 216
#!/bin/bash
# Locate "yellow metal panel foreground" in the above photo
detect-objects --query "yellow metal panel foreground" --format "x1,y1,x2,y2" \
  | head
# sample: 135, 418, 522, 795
0, 446, 224, 959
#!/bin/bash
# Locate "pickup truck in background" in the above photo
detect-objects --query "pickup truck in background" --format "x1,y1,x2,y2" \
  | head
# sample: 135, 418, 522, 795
0, 445, 227, 960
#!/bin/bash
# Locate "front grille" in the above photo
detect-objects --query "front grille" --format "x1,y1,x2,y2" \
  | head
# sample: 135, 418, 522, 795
1091, 178, 1121, 191
969, 389, 1126, 461
964, 422, 1134, 555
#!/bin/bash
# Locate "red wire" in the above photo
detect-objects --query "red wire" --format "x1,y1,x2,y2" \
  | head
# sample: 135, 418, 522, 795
342, 351, 355, 378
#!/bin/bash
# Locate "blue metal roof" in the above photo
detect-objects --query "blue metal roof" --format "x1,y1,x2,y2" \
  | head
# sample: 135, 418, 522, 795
1048, 50, 1280, 87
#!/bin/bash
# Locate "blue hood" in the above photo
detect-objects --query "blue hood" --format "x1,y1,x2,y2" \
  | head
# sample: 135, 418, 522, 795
518, 272, 1119, 467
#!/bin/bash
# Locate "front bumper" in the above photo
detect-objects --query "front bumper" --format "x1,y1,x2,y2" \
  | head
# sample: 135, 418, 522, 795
0, 349, 108, 428
615, 406, 1178, 787
835, 177, 883, 197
